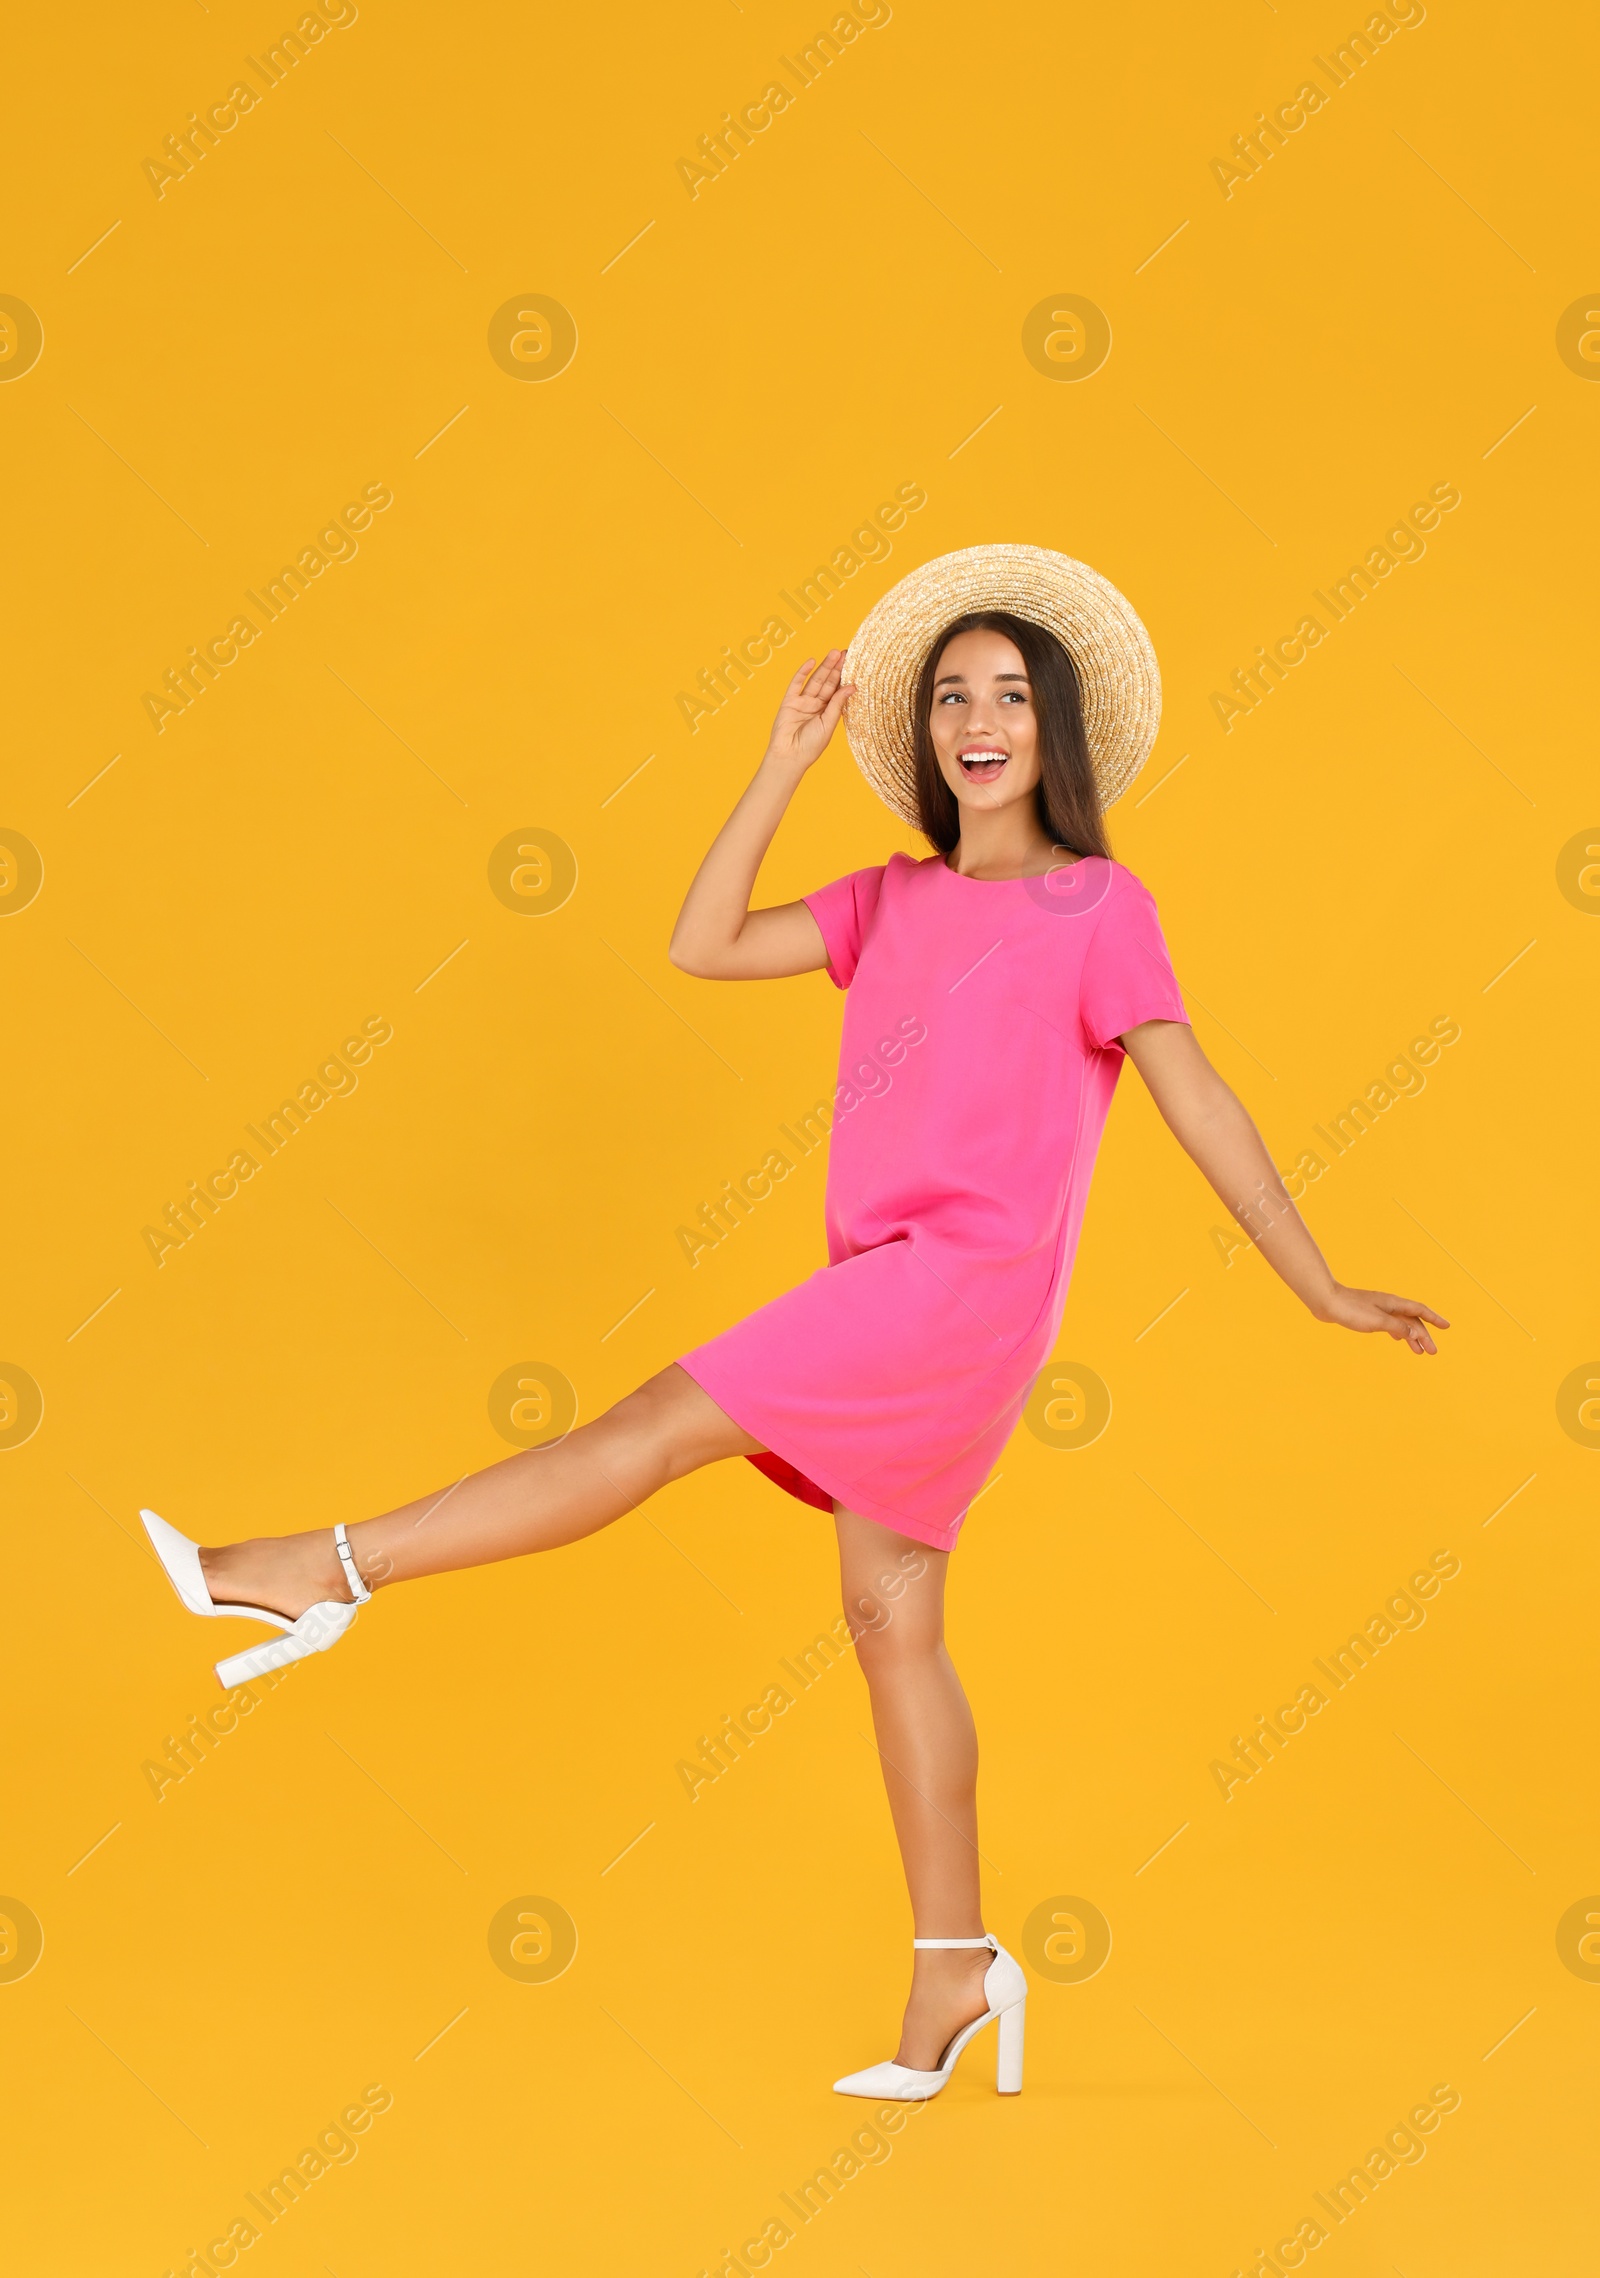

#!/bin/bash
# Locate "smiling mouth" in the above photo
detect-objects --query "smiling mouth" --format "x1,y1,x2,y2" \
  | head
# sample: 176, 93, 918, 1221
958, 748, 1009, 783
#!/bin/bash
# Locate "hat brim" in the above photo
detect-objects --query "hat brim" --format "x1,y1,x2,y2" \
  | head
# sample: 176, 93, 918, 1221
841, 544, 1161, 827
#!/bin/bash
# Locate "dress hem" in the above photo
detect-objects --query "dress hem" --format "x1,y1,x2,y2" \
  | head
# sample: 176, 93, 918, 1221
676, 1352, 966, 1553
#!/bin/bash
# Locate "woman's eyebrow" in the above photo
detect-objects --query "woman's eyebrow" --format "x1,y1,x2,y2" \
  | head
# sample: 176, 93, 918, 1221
933, 671, 1031, 687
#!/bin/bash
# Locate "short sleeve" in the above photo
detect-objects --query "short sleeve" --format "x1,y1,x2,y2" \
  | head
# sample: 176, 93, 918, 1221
803, 865, 885, 990
1079, 872, 1189, 1051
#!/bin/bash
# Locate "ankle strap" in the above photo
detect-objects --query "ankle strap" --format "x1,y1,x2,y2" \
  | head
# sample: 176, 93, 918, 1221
333, 1523, 371, 1605
913, 1935, 995, 1949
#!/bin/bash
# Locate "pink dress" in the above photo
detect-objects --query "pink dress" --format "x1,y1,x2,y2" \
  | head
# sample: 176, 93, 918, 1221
677, 852, 1189, 1550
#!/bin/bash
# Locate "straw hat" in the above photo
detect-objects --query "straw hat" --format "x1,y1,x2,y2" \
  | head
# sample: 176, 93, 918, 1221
841, 544, 1161, 824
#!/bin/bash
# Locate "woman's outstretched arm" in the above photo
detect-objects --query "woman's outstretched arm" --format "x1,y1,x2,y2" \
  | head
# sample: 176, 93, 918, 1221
1121, 1019, 1450, 1355
669, 649, 853, 978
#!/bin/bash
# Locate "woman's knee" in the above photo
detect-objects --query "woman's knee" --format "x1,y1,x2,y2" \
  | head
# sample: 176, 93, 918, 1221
838, 1527, 946, 1661
596, 1366, 747, 1482
851, 1604, 943, 1683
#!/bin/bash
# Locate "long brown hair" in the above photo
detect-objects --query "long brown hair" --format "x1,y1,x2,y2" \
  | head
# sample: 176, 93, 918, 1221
911, 611, 1110, 860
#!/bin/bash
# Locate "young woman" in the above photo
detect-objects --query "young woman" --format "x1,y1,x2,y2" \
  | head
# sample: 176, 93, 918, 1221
142, 545, 1446, 2104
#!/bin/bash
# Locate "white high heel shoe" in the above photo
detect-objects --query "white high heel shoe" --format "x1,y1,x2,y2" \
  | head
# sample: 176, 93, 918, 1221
140, 1509, 369, 1689
833, 1935, 1027, 2100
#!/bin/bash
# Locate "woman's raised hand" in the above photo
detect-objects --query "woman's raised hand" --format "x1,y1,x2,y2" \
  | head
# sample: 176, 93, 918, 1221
1320, 1285, 1451, 1355
764, 650, 855, 774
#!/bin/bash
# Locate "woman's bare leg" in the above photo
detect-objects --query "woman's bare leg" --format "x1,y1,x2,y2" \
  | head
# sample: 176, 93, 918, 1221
199, 1366, 763, 1620
836, 1508, 992, 2071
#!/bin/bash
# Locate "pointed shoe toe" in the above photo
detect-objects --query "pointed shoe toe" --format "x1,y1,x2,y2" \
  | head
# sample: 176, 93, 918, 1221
832, 2059, 948, 2099
140, 1508, 216, 1617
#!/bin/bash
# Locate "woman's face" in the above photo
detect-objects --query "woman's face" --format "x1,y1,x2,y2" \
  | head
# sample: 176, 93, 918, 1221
927, 628, 1042, 817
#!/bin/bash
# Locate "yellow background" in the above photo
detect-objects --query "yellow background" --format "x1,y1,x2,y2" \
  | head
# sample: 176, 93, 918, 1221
3, 0, 1596, 2270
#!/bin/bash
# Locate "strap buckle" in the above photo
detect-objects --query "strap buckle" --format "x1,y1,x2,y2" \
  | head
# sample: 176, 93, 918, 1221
333, 1523, 372, 1605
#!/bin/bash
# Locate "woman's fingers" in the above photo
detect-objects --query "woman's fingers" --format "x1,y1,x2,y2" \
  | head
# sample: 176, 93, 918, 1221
1377, 1292, 1443, 1353
818, 681, 856, 734
804, 651, 844, 703
776, 651, 845, 729
1387, 1294, 1450, 1330
769, 652, 849, 758
1336, 1288, 1448, 1352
